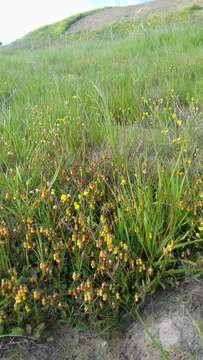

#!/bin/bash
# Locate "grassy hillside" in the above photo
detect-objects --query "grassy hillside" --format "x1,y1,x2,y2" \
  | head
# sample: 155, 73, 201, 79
0, 4, 203, 337
6, 2, 203, 50
9, 8, 104, 49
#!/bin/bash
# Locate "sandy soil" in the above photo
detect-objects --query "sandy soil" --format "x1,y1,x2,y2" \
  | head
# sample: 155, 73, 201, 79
67, 0, 203, 34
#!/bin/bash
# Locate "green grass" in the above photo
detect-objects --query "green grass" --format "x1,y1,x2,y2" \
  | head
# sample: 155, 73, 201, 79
0, 6, 202, 337
9, 7, 105, 49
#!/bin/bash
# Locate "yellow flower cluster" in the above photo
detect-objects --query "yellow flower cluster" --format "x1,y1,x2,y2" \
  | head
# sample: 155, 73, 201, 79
14, 286, 28, 309
0, 150, 201, 331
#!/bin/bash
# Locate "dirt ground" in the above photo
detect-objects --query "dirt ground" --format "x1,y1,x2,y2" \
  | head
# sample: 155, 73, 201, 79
67, 0, 203, 34
2, 276, 203, 360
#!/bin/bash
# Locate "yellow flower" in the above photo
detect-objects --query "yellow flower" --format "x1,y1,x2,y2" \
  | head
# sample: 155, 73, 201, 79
172, 137, 181, 144
97, 289, 103, 297
84, 291, 92, 302
41, 298, 46, 306
134, 294, 140, 303
120, 179, 127, 186
123, 243, 128, 251
15, 296, 22, 305
23, 241, 32, 250
72, 272, 78, 281
91, 260, 96, 269
51, 189, 55, 196
86, 280, 91, 289
74, 202, 80, 211
136, 258, 142, 266
83, 191, 89, 197
25, 305, 30, 313
33, 291, 40, 301
100, 215, 105, 224
161, 129, 169, 135
53, 253, 60, 264
66, 208, 71, 217
61, 194, 68, 203
163, 240, 174, 256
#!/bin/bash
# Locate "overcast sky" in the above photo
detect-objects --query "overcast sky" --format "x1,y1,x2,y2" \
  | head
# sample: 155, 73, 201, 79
0, 0, 150, 44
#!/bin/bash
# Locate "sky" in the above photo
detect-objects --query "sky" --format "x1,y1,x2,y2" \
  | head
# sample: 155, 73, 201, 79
0, 0, 150, 44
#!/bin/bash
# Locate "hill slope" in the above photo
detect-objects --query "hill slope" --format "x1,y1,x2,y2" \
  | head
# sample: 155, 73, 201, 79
67, 0, 203, 34
6, 0, 203, 49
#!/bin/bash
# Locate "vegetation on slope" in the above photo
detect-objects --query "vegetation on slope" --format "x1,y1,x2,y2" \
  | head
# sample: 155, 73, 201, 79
0, 5, 202, 336
10, 8, 104, 49
7, 3, 203, 50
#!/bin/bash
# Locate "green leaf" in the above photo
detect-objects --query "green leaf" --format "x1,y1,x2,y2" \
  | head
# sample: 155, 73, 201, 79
0, 326, 4, 336
9, 327, 24, 336
26, 324, 32, 335
33, 322, 45, 340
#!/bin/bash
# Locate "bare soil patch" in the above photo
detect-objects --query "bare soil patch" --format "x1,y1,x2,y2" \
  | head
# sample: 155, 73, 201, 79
67, 0, 203, 34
